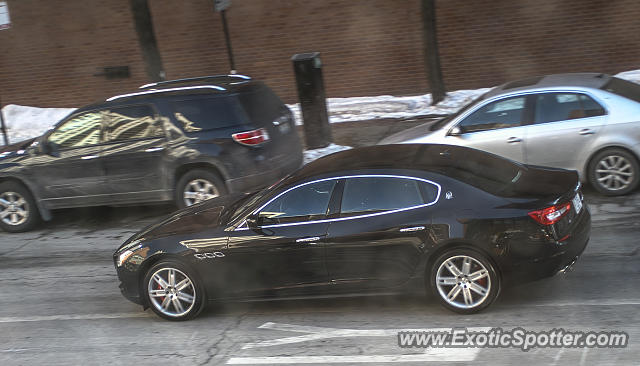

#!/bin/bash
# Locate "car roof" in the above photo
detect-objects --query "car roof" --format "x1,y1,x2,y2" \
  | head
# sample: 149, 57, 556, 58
287, 144, 521, 184
75, 75, 261, 112
482, 72, 611, 100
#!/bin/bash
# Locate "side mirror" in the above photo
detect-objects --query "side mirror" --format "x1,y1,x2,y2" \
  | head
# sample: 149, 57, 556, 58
448, 126, 463, 136
246, 213, 262, 229
41, 141, 60, 157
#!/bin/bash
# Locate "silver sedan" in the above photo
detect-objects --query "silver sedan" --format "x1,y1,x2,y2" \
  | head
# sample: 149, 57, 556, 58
380, 73, 640, 195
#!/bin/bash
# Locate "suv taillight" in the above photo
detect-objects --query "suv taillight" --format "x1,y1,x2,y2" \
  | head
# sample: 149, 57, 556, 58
528, 202, 571, 225
232, 128, 270, 146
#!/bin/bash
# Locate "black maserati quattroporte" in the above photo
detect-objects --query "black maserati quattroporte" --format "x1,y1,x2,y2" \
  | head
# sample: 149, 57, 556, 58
114, 144, 590, 320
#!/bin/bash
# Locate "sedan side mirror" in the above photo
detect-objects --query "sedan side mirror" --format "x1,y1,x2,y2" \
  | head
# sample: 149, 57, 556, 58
448, 126, 463, 136
246, 214, 262, 229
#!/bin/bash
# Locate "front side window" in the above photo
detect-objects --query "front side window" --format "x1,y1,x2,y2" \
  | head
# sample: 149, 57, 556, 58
457, 96, 527, 133
258, 179, 338, 223
340, 176, 438, 215
534, 93, 605, 124
48, 111, 103, 149
104, 105, 163, 142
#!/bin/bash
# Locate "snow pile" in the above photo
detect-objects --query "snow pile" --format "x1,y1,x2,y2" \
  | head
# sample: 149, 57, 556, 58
1, 105, 75, 144
286, 88, 490, 126
303, 143, 352, 164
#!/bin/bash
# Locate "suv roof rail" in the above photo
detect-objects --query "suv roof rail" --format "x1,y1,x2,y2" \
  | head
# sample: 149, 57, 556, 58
139, 74, 252, 89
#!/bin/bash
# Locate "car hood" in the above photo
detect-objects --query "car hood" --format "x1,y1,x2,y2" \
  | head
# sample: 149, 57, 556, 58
128, 194, 245, 243
378, 119, 440, 144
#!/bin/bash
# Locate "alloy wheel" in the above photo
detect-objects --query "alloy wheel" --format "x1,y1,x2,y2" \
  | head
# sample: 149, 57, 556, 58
435, 255, 491, 309
147, 267, 197, 318
0, 191, 29, 227
595, 155, 634, 192
183, 178, 220, 206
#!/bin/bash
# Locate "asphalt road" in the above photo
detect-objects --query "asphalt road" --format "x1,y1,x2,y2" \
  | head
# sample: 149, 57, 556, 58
0, 189, 638, 366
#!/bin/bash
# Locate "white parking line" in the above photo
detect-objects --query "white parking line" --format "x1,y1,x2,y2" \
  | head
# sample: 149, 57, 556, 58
0, 312, 152, 323
227, 350, 478, 364
242, 322, 490, 349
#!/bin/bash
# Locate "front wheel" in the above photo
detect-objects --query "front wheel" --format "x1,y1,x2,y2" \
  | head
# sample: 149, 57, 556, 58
430, 249, 500, 314
143, 260, 206, 321
0, 181, 41, 233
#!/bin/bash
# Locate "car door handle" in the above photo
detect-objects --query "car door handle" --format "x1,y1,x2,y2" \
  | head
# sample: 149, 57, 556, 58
80, 155, 99, 160
579, 129, 595, 135
144, 147, 165, 152
506, 137, 522, 143
296, 236, 321, 243
399, 226, 426, 232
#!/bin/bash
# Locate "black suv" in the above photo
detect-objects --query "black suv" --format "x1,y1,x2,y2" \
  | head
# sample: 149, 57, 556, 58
0, 75, 303, 232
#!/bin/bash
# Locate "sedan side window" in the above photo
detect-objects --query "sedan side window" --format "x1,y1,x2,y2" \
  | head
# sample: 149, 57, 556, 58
258, 179, 338, 223
534, 93, 605, 124
48, 111, 103, 149
457, 96, 527, 133
340, 177, 438, 215
104, 105, 164, 142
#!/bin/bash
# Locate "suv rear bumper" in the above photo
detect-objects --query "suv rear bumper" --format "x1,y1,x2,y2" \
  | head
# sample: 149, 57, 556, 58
227, 151, 303, 193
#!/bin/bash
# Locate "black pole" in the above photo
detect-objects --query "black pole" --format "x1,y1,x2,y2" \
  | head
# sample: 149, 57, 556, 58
220, 10, 235, 72
421, 0, 446, 105
0, 96, 9, 146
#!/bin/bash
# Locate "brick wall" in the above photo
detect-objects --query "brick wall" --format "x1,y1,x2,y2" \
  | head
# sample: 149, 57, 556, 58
1, 0, 639, 108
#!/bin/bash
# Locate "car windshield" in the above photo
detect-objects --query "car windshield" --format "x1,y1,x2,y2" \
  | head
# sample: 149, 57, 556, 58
429, 93, 487, 131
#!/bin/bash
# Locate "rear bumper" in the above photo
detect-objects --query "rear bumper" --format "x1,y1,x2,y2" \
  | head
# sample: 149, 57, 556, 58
503, 207, 591, 284
227, 150, 302, 193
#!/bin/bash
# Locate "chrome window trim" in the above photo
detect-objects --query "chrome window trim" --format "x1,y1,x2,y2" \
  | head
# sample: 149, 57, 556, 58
234, 174, 441, 231
106, 85, 226, 102
448, 88, 610, 133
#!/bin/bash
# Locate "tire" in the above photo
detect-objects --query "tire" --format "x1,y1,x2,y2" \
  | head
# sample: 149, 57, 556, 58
143, 260, 206, 321
175, 169, 227, 209
0, 181, 41, 233
588, 148, 640, 196
429, 248, 500, 314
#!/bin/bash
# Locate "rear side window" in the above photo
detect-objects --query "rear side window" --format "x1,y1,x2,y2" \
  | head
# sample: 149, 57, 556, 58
534, 93, 605, 124
601, 77, 640, 103
104, 105, 164, 142
169, 97, 244, 132
458, 96, 527, 133
238, 85, 285, 123
340, 176, 438, 215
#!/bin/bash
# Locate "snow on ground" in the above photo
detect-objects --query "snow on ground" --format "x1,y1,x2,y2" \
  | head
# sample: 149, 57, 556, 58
303, 143, 352, 164
2, 69, 640, 146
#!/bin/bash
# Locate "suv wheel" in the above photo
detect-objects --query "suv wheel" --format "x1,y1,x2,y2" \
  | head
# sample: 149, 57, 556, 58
430, 248, 500, 314
175, 169, 227, 208
589, 148, 640, 196
0, 181, 41, 233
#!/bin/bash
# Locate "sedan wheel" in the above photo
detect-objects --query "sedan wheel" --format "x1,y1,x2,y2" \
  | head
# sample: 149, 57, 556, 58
144, 261, 205, 321
589, 149, 640, 196
431, 249, 499, 314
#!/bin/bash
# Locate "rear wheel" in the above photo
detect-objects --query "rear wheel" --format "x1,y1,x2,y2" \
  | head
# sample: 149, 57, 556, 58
430, 248, 500, 314
0, 181, 41, 233
143, 260, 206, 321
175, 169, 227, 209
589, 148, 639, 196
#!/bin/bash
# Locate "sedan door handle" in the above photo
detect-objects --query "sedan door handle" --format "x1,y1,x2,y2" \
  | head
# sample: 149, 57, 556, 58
80, 155, 99, 160
144, 147, 165, 152
399, 226, 426, 232
296, 236, 321, 243
506, 137, 522, 143
579, 129, 595, 135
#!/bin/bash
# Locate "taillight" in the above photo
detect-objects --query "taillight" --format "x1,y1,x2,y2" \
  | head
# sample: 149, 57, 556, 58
232, 128, 270, 146
528, 202, 571, 225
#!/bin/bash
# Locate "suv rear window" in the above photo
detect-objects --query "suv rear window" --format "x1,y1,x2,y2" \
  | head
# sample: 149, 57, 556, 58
169, 97, 245, 132
601, 77, 640, 103
238, 85, 286, 124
